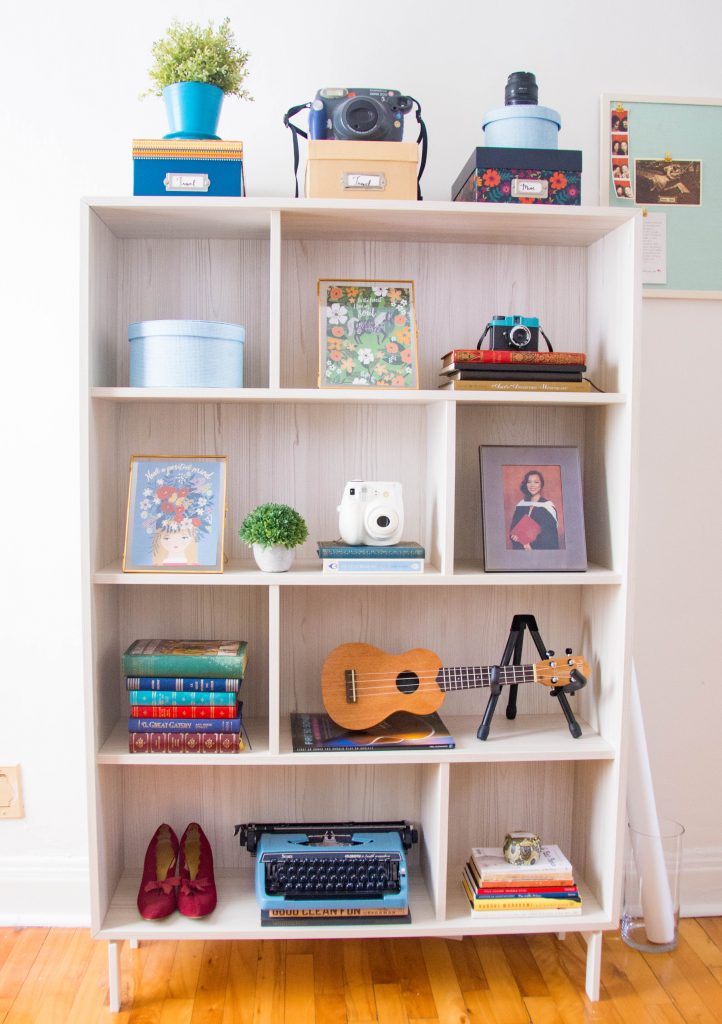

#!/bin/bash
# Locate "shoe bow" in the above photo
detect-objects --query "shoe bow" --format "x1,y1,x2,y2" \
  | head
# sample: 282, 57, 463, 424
143, 875, 181, 896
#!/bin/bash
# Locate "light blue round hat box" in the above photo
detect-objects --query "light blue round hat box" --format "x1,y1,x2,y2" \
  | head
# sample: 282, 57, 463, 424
482, 105, 561, 149
129, 320, 245, 387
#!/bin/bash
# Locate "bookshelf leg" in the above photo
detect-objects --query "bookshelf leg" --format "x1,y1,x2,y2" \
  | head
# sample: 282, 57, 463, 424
129, 938, 139, 950
108, 941, 121, 1012
583, 930, 602, 1002
556, 932, 567, 941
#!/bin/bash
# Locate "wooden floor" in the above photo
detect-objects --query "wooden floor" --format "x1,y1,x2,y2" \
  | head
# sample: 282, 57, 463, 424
1, 921, 722, 1022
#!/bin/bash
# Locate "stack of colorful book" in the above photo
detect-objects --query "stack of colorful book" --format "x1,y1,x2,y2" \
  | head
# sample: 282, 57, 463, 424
123, 640, 248, 754
317, 540, 425, 574
461, 844, 582, 917
438, 349, 593, 393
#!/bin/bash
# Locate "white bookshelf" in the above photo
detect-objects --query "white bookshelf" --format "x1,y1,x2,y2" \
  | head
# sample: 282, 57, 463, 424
81, 197, 640, 1010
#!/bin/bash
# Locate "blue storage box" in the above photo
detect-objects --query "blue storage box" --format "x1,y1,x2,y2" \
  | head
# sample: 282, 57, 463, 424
129, 320, 245, 387
132, 138, 245, 197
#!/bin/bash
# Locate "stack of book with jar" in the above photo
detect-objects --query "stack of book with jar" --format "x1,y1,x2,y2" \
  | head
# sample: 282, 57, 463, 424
461, 844, 582, 917
123, 640, 248, 754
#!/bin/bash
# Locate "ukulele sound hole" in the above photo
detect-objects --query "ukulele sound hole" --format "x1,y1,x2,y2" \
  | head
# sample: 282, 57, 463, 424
396, 671, 420, 695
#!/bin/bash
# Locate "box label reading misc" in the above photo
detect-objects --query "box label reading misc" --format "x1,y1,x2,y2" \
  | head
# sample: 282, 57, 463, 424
163, 173, 211, 193
511, 178, 549, 199
342, 173, 387, 191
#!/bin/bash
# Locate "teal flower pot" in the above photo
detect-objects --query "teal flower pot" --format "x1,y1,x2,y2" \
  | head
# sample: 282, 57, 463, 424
163, 82, 224, 140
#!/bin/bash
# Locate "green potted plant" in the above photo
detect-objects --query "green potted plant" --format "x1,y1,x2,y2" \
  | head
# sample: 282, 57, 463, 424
145, 17, 252, 140
239, 503, 309, 572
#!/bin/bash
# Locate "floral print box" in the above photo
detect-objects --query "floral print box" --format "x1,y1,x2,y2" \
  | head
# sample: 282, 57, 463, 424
451, 147, 582, 205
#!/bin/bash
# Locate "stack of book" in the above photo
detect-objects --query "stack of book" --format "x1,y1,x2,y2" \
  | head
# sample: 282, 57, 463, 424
317, 540, 425, 574
123, 640, 248, 754
461, 844, 582, 917
438, 349, 593, 393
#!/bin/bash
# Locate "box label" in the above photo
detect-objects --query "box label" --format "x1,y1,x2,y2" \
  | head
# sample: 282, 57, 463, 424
163, 173, 211, 193
511, 178, 549, 198
342, 172, 387, 191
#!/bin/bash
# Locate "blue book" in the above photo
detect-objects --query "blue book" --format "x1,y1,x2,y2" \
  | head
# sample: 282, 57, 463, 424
128, 691, 238, 707
323, 558, 424, 574
317, 540, 425, 559
128, 717, 242, 733
126, 677, 240, 693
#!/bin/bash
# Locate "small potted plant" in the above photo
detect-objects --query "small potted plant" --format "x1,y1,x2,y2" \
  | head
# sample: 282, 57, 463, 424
144, 17, 252, 140
239, 503, 309, 572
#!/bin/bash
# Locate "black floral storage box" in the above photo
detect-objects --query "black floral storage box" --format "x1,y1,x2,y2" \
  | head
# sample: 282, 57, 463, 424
452, 147, 582, 205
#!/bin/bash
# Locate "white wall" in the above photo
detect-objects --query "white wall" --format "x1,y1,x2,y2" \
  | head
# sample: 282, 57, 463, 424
1, 0, 720, 923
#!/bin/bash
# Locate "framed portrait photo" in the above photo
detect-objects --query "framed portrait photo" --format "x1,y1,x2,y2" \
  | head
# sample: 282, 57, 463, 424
318, 279, 419, 389
122, 456, 227, 573
479, 446, 587, 572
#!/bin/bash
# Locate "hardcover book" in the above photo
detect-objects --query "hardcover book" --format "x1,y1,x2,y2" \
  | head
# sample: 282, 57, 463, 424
469, 844, 573, 885
126, 677, 241, 692
122, 640, 248, 679
322, 558, 424, 574
127, 716, 241, 733
317, 540, 425, 559
442, 368, 584, 381
127, 690, 239, 707
128, 732, 243, 754
290, 711, 455, 752
130, 704, 239, 719
441, 349, 586, 367
439, 379, 594, 393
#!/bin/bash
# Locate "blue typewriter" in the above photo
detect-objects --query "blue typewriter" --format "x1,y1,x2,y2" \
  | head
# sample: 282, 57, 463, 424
235, 821, 417, 925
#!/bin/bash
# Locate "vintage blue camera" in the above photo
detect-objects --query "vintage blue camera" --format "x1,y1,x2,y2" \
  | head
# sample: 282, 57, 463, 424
483, 315, 541, 351
308, 88, 414, 142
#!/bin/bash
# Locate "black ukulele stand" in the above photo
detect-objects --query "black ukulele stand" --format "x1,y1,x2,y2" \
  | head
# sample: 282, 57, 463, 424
476, 614, 586, 741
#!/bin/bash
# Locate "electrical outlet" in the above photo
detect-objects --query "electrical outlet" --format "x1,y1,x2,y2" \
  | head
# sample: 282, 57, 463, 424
0, 766, 24, 819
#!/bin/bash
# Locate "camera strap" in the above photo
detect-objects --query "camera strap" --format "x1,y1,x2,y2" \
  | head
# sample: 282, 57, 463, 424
477, 324, 554, 352
283, 98, 428, 200
283, 103, 311, 199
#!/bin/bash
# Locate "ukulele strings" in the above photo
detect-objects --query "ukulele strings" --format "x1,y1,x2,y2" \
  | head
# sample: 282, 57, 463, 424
330, 666, 537, 696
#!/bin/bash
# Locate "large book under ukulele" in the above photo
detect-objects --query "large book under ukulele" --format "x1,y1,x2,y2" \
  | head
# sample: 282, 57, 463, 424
290, 710, 455, 752
122, 640, 248, 679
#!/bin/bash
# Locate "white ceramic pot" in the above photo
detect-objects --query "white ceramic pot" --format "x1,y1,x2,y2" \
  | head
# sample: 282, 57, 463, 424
252, 543, 295, 572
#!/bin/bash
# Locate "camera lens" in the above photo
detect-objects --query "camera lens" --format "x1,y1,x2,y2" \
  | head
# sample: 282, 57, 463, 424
336, 97, 384, 139
509, 324, 532, 348
376, 515, 391, 528
505, 71, 538, 106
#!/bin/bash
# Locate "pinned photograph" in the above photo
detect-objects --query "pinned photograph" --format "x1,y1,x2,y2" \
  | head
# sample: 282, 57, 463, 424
635, 159, 702, 206
479, 446, 587, 572
122, 456, 227, 573
318, 280, 419, 389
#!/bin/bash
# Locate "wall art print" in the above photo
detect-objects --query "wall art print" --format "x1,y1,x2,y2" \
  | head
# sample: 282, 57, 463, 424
122, 456, 227, 573
318, 280, 419, 389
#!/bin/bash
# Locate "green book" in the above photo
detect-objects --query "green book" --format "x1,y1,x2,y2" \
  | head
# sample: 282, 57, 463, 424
121, 640, 248, 679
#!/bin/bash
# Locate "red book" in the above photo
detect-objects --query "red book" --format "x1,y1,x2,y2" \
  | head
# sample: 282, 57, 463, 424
128, 732, 242, 753
510, 515, 541, 546
130, 704, 238, 719
441, 349, 586, 367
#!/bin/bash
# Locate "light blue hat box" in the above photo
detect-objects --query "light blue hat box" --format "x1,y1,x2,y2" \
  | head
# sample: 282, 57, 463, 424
129, 320, 245, 387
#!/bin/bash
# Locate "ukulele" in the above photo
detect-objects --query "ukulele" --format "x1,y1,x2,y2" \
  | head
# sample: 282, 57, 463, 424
321, 643, 589, 730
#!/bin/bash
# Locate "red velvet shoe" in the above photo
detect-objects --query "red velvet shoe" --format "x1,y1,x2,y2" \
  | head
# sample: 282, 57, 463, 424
137, 824, 180, 920
177, 822, 217, 918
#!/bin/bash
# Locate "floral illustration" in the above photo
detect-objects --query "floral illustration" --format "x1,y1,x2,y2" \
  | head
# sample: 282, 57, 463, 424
319, 281, 418, 389
465, 166, 581, 205
124, 457, 226, 572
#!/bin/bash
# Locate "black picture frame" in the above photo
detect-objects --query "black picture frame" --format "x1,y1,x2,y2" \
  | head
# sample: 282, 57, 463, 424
479, 446, 587, 572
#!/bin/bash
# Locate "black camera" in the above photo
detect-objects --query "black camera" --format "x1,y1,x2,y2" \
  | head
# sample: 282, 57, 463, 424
478, 315, 552, 352
308, 88, 414, 142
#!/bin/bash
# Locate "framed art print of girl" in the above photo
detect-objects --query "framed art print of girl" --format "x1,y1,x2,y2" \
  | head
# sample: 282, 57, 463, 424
122, 456, 227, 573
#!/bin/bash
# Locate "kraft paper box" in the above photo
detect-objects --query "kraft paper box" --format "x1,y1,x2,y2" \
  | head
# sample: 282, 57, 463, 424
305, 140, 418, 200
133, 138, 245, 197
452, 146, 582, 205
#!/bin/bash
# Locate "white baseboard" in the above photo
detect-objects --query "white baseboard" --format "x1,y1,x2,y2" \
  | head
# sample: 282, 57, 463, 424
0, 856, 91, 927
680, 846, 722, 918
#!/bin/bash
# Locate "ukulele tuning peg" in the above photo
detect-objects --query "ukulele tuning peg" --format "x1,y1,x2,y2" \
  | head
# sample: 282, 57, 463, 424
545, 650, 555, 658
565, 647, 573, 655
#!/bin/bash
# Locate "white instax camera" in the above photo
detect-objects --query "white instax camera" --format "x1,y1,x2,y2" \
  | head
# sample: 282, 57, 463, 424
338, 481, 404, 546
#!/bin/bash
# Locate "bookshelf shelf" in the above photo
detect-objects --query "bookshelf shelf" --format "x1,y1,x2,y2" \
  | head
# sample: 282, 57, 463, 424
82, 196, 639, 1009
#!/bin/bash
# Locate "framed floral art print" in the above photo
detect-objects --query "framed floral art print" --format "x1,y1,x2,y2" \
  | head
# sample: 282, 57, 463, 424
122, 455, 227, 573
318, 280, 419, 389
